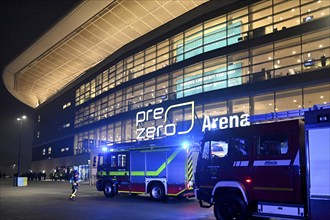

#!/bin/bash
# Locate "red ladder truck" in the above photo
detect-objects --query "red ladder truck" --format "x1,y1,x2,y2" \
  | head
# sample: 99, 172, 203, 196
195, 106, 330, 220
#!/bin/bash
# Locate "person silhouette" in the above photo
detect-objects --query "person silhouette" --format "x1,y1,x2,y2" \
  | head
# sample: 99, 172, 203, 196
69, 170, 79, 200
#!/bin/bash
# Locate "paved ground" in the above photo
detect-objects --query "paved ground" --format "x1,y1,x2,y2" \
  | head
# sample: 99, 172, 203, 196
3, 179, 327, 220
0, 178, 215, 220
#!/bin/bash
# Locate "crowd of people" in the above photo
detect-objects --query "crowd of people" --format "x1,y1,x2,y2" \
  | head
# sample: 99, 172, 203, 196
21, 171, 47, 181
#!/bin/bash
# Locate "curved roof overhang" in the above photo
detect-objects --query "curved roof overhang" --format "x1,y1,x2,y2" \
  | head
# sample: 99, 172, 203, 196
3, 0, 207, 108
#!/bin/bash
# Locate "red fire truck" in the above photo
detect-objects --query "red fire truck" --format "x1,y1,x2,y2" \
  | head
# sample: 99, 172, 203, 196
95, 143, 196, 201
195, 107, 330, 219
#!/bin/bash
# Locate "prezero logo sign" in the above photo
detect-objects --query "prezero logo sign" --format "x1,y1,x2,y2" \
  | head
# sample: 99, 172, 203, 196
136, 101, 195, 140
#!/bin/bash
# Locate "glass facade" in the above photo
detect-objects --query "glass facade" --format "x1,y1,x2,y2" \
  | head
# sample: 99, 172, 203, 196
33, 0, 330, 161
73, 83, 329, 154
75, 0, 330, 106
74, 28, 330, 128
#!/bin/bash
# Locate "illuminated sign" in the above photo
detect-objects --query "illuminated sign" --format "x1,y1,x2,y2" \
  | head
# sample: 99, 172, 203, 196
135, 101, 251, 140
202, 114, 250, 132
136, 101, 195, 140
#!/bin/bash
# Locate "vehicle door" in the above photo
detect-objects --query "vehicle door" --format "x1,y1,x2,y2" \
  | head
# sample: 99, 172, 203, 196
252, 133, 294, 203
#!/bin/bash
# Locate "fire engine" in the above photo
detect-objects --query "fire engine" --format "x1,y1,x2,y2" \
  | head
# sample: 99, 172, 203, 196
195, 106, 330, 220
95, 142, 196, 201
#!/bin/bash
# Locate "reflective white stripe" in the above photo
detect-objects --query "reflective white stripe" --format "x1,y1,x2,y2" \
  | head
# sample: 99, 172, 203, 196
253, 160, 291, 166
233, 161, 249, 166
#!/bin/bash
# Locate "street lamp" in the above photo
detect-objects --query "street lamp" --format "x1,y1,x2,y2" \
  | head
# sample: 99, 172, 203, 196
12, 164, 16, 177
17, 115, 27, 180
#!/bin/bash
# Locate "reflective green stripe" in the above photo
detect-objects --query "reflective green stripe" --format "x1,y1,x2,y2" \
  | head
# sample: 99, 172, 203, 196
98, 150, 181, 177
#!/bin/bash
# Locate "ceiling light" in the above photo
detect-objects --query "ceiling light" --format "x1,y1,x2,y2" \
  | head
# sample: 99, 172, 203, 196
293, 100, 297, 103
292, 51, 296, 54
319, 45, 323, 48
320, 96, 324, 99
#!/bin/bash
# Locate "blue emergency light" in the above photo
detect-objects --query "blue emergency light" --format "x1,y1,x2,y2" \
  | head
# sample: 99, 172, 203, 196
182, 142, 189, 149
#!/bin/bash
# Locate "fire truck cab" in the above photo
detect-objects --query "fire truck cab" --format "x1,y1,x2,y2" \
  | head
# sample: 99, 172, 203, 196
195, 107, 330, 220
95, 144, 196, 201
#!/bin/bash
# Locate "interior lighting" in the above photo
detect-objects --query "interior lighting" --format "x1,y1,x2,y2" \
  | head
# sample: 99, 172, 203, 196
292, 51, 296, 54
320, 96, 324, 99
293, 100, 297, 103
102, 147, 108, 152
319, 45, 323, 48
291, 9, 295, 12
268, 57, 272, 60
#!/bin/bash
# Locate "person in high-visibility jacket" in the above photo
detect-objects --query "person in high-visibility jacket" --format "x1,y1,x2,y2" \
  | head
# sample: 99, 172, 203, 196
69, 170, 79, 200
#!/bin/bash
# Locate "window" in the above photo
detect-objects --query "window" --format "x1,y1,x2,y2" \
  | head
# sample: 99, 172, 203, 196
231, 137, 249, 158
111, 155, 116, 168
48, 147, 52, 155
202, 140, 229, 159
118, 154, 127, 168
42, 148, 46, 156
256, 134, 288, 156
211, 141, 228, 158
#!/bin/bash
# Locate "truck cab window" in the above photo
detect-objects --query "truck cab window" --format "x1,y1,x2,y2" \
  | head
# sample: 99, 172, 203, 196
118, 154, 127, 168
99, 155, 104, 165
202, 141, 229, 159
111, 155, 117, 167
211, 141, 228, 158
257, 134, 288, 156
202, 142, 210, 159
231, 138, 249, 157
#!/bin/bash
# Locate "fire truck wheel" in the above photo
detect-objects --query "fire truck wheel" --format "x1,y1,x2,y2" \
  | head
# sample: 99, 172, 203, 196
213, 195, 248, 220
103, 182, 114, 197
150, 183, 165, 201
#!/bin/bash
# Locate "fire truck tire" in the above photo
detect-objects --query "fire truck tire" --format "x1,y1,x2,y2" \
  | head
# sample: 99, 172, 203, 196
103, 182, 114, 197
150, 182, 165, 201
213, 195, 248, 220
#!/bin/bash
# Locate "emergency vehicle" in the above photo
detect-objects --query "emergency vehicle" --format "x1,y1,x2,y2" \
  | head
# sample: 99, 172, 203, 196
195, 106, 330, 220
95, 142, 196, 201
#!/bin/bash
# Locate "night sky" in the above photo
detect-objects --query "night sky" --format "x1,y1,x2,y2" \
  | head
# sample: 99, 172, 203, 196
0, 0, 80, 175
